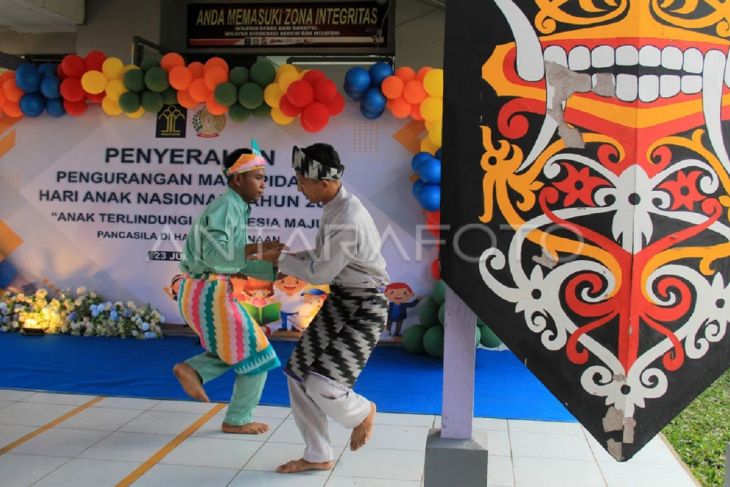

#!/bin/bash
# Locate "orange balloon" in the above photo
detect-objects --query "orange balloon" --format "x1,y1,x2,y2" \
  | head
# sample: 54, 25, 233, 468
204, 66, 227, 90
395, 66, 416, 83
411, 102, 424, 121
205, 93, 227, 115
416, 66, 432, 81
169, 66, 193, 90
0, 71, 15, 86
0, 87, 5, 108
204, 57, 229, 74
381, 76, 404, 100
188, 61, 205, 78
2, 78, 23, 103
189, 78, 210, 102
389, 97, 411, 118
3, 101, 22, 118
403, 80, 427, 105
177, 89, 198, 108
161, 52, 185, 72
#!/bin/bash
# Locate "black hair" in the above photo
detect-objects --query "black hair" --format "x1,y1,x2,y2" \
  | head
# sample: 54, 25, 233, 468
302, 143, 343, 170
224, 148, 253, 180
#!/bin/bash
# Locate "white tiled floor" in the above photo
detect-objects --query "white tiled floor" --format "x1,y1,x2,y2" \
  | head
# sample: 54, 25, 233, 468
0, 389, 700, 486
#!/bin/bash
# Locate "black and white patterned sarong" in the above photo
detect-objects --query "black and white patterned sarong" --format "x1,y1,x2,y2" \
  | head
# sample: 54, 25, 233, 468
285, 286, 387, 389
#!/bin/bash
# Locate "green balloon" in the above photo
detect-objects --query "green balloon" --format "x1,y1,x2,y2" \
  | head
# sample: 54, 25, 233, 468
162, 87, 178, 105
238, 82, 264, 109
419, 298, 440, 328
118, 92, 141, 113
140, 58, 160, 71
475, 326, 482, 347
228, 103, 252, 122
250, 59, 276, 86
215, 82, 238, 107
423, 326, 444, 358
123, 69, 145, 93
432, 280, 446, 304
144, 67, 169, 93
229, 66, 250, 86
141, 91, 163, 113
478, 324, 502, 348
438, 303, 445, 325
402, 325, 427, 354
252, 102, 271, 117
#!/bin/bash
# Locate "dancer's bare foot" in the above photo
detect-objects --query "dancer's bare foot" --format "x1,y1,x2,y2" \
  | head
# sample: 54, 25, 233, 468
276, 458, 334, 474
172, 363, 209, 402
350, 402, 376, 451
221, 422, 269, 434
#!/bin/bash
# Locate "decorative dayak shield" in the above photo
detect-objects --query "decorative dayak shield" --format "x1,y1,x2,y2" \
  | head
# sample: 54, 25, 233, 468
442, 0, 730, 461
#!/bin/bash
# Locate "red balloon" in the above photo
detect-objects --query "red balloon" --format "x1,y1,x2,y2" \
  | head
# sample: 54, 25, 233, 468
60, 77, 85, 102
279, 94, 302, 117
56, 63, 67, 79
63, 99, 88, 116
425, 210, 440, 225
325, 93, 345, 116
313, 78, 337, 103
287, 80, 314, 108
84, 50, 107, 71
61, 55, 85, 78
302, 69, 326, 84
431, 259, 441, 280
86, 92, 105, 104
301, 102, 329, 132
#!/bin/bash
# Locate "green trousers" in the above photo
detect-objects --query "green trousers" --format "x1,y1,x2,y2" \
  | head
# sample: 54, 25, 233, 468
185, 352, 267, 425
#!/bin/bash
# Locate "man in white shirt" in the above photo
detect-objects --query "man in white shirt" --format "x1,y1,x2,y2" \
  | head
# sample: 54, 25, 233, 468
275, 143, 390, 474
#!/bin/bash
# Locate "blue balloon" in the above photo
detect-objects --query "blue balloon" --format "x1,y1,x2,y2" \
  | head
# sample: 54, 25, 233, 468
345, 85, 365, 101
418, 184, 441, 212
19, 93, 45, 117
368, 62, 393, 87
418, 157, 441, 184
359, 103, 383, 120
412, 179, 425, 199
435, 148, 442, 160
411, 152, 433, 173
16, 64, 41, 93
344, 67, 371, 95
39, 63, 57, 78
40, 76, 60, 99
46, 98, 65, 117
362, 87, 386, 113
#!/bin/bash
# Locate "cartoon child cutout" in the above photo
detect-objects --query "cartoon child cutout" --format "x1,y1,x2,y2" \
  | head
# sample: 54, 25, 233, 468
296, 288, 328, 330
273, 274, 307, 331
384, 283, 420, 337
244, 278, 275, 307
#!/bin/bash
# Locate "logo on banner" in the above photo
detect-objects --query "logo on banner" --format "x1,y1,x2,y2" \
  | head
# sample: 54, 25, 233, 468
192, 108, 226, 138
156, 105, 187, 138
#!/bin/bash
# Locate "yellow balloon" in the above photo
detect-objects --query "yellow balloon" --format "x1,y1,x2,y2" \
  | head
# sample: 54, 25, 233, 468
278, 70, 300, 92
101, 96, 123, 116
264, 83, 284, 108
423, 69, 444, 98
276, 63, 298, 82
271, 107, 295, 125
123, 64, 140, 74
427, 121, 442, 146
81, 70, 108, 95
420, 136, 440, 154
102, 57, 125, 80
105, 78, 127, 101
420, 96, 443, 122
125, 106, 145, 119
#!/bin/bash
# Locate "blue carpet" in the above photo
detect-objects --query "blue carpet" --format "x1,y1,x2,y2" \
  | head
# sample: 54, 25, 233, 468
0, 333, 574, 422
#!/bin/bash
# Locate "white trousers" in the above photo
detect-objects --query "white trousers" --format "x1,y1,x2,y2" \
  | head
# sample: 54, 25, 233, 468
287, 373, 371, 462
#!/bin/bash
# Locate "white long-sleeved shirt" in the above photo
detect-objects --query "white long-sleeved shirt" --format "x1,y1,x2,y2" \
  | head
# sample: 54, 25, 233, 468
278, 185, 390, 288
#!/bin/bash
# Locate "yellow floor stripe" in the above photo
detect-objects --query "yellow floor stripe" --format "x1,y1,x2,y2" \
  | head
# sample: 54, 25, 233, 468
116, 403, 225, 487
0, 396, 104, 455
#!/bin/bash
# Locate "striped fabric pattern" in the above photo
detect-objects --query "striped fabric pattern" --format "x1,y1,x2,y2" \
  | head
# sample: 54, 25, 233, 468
179, 276, 279, 375
285, 287, 387, 389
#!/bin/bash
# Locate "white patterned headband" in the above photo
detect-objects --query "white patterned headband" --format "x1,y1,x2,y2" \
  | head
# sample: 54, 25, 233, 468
292, 146, 344, 180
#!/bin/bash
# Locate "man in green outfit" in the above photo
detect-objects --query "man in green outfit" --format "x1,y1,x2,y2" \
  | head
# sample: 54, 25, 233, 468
173, 144, 285, 435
